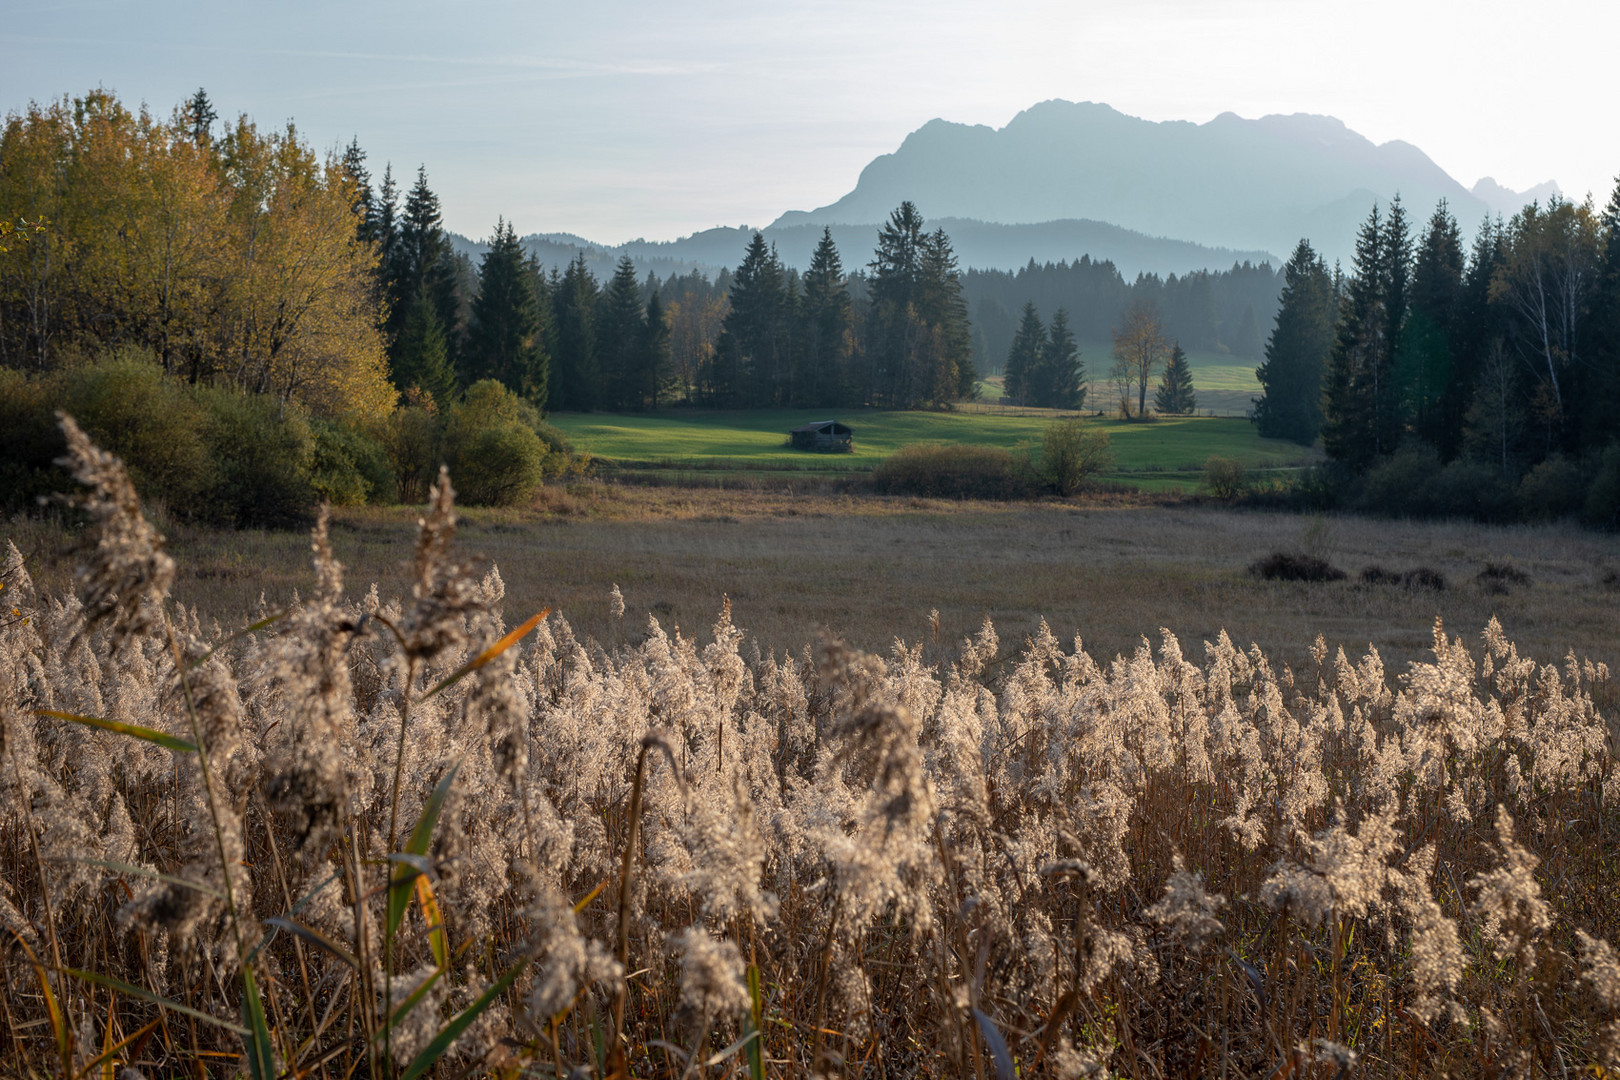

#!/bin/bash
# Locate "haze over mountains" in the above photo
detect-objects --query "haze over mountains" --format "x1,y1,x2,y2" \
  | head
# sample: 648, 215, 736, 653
459, 100, 1558, 280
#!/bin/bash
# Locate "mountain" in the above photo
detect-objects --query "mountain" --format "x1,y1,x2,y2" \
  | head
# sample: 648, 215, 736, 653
1471, 176, 1562, 217
772, 100, 1518, 265
448, 217, 1277, 286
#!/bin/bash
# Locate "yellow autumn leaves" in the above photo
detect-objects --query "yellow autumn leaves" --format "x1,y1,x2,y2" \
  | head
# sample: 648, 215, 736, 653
0, 90, 393, 425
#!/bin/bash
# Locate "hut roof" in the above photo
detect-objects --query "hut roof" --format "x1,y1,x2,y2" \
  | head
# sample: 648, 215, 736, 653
790, 420, 852, 434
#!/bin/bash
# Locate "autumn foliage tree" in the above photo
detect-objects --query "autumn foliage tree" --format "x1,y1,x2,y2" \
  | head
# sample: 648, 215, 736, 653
0, 90, 392, 423
1110, 298, 1171, 417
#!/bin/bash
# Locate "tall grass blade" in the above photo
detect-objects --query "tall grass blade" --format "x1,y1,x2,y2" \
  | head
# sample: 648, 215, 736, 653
62, 857, 224, 899
63, 968, 248, 1035
240, 965, 276, 1080
76, 1017, 161, 1080
247, 871, 338, 965
971, 1008, 1016, 1080
414, 874, 449, 969
745, 963, 766, 1080
398, 956, 528, 1080
420, 609, 548, 701
263, 916, 360, 969
35, 709, 196, 753
388, 764, 459, 940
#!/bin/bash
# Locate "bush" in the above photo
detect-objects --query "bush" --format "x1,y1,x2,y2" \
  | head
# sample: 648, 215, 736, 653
1583, 445, 1620, 529
57, 350, 215, 508
309, 420, 394, 506
442, 381, 554, 506
1203, 455, 1246, 499
1038, 418, 1112, 496
0, 367, 64, 513
1517, 453, 1585, 520
1426, 458, 1516, 522
195, 388, 316, 526
1249, 551, 1347, 582
1354, 443, 1441, 517
1477, 562, 1531, 596
870, 443, 1033, 500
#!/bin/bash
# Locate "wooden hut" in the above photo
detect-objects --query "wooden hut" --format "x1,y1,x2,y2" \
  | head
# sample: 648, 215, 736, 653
789, 420, 854, 452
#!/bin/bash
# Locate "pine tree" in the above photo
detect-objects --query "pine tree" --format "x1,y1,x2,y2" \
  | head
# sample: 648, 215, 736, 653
1003, 303, 1045, 405
920, 228, 976, 402
391, 288, 457, 407
182, 88, 217, 144
713, 233, 791, 408
550, 254, 598, 411
1321, 202, 1408, 467
1585, 177, 1620, 449
387, 167, 461, 375
1254, 239, 1335, 445
1444, 216, 1508, 459
798, 228, 853, 407
467, 219, 548, 404
1402, 200, 1466, 451
638, 290, 674, 409
339, 138, 378, 246
1155, 343, 1197, 414
867, 202, 927, 407
1035, 307, 1086, 409
594, 255, 644, 409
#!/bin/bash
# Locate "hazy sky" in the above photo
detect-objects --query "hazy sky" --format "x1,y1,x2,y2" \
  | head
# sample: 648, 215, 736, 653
6, 0, 1615, 243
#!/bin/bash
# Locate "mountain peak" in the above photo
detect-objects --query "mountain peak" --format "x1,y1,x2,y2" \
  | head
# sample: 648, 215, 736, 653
773, 100, 1503, 264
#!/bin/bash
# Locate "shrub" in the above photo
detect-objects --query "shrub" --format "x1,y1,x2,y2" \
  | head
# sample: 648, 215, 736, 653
195, 387, 316, 526
1249, 551, 1347, 582
870, 443, 1033, 500
1583, 444, 1620, 529
442, 380, 557, 506
1426, 458, 1516, 522
380, 403, 443, 503
1203, 455, 1246, 499
1517, 453, 1585, 520
1477, 562, 1531, 596
57, 350, 215, 508
309, 420, 395, 506
1354, 443, 1441, 517
1403, 566, 1447, 591
0, 367, 63, 513
1038, 418, 1113, 496
1359, 565, 1404, 586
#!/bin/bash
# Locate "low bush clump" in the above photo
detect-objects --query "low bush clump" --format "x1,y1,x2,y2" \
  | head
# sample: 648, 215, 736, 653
1037, 417, 1113, 496
1249, 550, 1347, 582
870, 442, 1033, 499
1203, 454, 1246, 499
1477, 561, 1532, 595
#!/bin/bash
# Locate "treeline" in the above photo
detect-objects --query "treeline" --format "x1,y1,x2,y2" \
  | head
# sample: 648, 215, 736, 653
964, 256, 1279, 371
1254, 189, 1620, 524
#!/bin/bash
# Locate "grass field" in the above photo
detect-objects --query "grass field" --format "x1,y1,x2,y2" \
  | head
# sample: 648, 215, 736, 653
978, 339, 1264, 415
549, 407, 1317, 490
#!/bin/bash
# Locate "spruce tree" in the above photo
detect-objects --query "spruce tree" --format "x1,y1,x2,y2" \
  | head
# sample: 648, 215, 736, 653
594, 256, 644, 409
1003, 303, 1045, 405
387, 167, 461, 376
867, 203, 927, 407
467, 219, 548, 404
638, 290, 674, 409
714, 233, 791, 408
182, 88, 217, 144
1036, 307, 1086, 409
391, 289, 457, 407
550, 254, 599, 411
339, 138, 378, 246
920, 228, 977, 402
1254, 239, 1335, 445
798, 228, 853, 407
1155, 343, 1197, 415
1585, 178, 1620, 449
1402, 200, 1466, 451
1321, 203, 1407, 467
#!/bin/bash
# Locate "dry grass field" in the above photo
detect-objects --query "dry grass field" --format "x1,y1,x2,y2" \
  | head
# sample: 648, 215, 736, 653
10, 483, 1618, 679
5, 446, 1620, 1078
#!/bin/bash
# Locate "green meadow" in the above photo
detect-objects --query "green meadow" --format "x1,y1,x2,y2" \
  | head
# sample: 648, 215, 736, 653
548, 406, 1319, 491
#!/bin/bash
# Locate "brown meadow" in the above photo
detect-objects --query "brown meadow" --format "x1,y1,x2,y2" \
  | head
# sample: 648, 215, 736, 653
3, 446, 1619, 1078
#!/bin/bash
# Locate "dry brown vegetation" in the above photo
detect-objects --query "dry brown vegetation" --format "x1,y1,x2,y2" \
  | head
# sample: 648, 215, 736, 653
4, 443, 1620, 1078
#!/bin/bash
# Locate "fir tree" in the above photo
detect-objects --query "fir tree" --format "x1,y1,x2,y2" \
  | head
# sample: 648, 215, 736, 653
387, 167, 461, 373
182, 87, 217, 144
1003, 302, 1045, 405
1585, 177, 1620, 449
338, 138, 378, 246
1321, 203, 1407, 467
1254, 239, 1335, 445
391, 288, 457, 407
1155, 343, 1197, 414
467, 219, 548, 404
638, 290, 674, 409
550, 254, 599, 411
1035, 307, 1086, 409
594, 256, 644, 409
920, 227, 977, 402
713, 233, 791, 408
1402, 200, 1466, 451
798, 228, 853, 407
